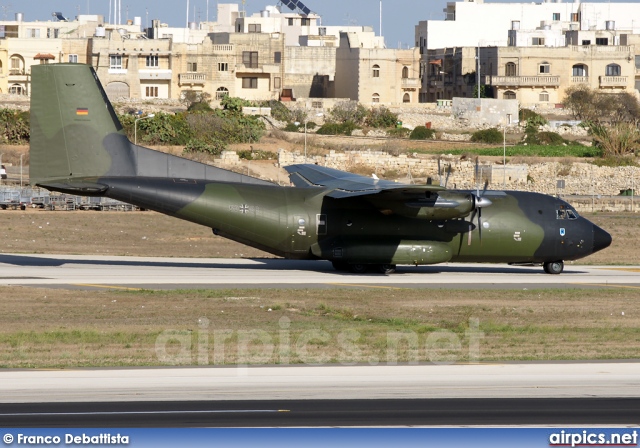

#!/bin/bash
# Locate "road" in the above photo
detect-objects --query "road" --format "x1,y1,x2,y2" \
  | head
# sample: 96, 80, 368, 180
0, 253, 638, 290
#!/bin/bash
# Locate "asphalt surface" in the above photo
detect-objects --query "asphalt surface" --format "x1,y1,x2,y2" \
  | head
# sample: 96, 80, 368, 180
2, 398, 639, 427
0, 253, 638, 290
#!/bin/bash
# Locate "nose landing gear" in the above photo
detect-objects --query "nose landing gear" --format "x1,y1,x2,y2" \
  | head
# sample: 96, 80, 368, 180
543, 261, 564, 275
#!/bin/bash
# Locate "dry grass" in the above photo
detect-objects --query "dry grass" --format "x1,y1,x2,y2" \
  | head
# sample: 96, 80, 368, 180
0, 287, 637, 368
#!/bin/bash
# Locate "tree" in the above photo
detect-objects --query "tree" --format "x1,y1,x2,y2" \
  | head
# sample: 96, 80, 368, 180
563, 86, 640, 157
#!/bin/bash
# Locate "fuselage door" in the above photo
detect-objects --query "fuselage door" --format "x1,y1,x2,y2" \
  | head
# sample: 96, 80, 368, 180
290, 213, 311, 254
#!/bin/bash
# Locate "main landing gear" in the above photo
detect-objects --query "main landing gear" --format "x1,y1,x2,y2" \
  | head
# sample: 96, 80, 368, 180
543, 260, 564, 275
331, 262, 397, 275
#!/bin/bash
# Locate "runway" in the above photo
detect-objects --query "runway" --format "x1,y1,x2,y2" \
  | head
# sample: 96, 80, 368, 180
0, 253, 638, 290
0, 363, 639, 426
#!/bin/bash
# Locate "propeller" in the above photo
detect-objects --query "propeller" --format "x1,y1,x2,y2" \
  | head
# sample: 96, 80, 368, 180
467, 169, 491, 246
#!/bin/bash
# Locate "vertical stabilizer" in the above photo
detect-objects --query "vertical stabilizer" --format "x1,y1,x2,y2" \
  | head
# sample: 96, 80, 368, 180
30, 63, 134, 185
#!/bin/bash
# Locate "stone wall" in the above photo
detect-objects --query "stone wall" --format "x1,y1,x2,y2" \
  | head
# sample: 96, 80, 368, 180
272, 149, 639, 198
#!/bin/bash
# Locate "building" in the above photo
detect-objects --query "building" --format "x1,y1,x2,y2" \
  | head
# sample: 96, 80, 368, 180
335, 31, 421, 105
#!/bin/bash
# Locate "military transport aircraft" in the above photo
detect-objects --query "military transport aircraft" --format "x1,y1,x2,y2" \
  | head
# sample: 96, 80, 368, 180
29, 64, 611, 274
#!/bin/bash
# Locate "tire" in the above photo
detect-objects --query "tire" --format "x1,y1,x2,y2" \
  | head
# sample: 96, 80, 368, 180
543, 261, 564, 275
349, 263, 369, 274
377, 264, 397, 274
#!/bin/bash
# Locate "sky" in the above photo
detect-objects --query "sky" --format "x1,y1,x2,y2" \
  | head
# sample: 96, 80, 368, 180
4, 0, 640, 49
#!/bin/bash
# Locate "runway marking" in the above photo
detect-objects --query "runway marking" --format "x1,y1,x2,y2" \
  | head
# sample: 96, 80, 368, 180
73, 283, 144, 291
572, 282, 640, 290
327, 283, 401, 290
598, 268, 640, 273
0, 409, 290, 417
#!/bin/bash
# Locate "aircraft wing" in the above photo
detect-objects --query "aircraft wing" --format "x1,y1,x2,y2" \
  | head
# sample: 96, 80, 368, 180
285, 164, 445, 199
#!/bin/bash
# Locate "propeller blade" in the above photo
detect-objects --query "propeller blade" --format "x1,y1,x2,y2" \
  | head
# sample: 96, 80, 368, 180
438, 159, 442, 186
467, 209, 477, 246
478, 207, 483, 245
475, 157, 479, 196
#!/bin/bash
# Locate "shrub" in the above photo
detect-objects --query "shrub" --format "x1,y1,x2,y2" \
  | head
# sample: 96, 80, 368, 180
261, 100, 292, 123
365, 106, 398, 128
284, 123, 300, 132
409, 126, 435, 140
238, 149, 277, 160
0, 109, 30, 144
470, 128, 503, 144
387, 127, 410, 138
183, 138, 225, 155
316, 121, 358, 136
328, 101, 367, 125
519, 109, 547, 125
524, 131, 566, 146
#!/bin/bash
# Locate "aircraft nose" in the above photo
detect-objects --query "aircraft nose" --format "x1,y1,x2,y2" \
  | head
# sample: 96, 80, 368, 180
593, 224, 612, 253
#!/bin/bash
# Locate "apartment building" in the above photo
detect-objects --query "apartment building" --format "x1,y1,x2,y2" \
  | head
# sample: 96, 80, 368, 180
335, 32, 421, 105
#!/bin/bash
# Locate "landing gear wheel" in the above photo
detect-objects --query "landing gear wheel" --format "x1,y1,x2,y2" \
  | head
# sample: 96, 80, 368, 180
349, 263, 369, 274
332, 261, 349, 271
377, 264, 397, 274
543, 261, 564, 275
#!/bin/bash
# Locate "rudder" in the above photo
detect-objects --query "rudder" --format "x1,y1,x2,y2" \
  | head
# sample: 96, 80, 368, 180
30, 63, 134, 186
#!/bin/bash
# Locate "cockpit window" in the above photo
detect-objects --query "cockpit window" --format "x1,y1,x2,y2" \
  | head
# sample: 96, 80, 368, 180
557, 208, 578, 220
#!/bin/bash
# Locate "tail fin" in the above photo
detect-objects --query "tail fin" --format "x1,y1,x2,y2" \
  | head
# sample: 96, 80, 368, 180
30, 63, 273, 189
30, 63, 135, 186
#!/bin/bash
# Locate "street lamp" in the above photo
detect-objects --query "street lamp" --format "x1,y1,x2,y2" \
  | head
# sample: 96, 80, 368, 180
295, 112, 323, 163
134, 113, 155, 145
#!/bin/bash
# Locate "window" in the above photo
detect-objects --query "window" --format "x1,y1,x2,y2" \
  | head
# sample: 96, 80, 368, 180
403, 93, 410, 103
216, 87, 229, 99
552, 13, 560, 21
532, 37, 545, 46
242, 77, 258, 89
539, 62, 550, 74
27, 28, 40, 38
402, 66, 409, 78
596, 38, 609, 46
145, 86, 158, 97
10, 57, 21, 74
582, 40, 591, 45
319, 27, 326, 36
539, 91, 549, 102
274, 52, 281, 64
372, 93, 380, 103
110, 55, 123, 70
571, 13, 580, 22
504, 91, 516, 99
146, 55, 159, 67
47, 28, 59, 38
68, 54, 78, 63
372, 64, 380, 78
636, 55, 640, 69
572, 64, 587, 77
301, 18, 311, 26
274, 77, 281, 89
218, 62, 228, 72
187, 62, 198, 72
505, 62, 517, 76
248, 23, 261, 33
242, 51, 259, 68
9, 84, 23, 95
287, 18, 294, 26
606, 64, 621, 76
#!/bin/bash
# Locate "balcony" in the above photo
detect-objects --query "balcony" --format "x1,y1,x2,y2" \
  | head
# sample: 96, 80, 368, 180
570, 45, 632, 55
139, 69, 172, 80
571, 76, 590, 84
599, 76, 628, 88
236, 63, 280, 74
212, 44, 234, 53
179, 73, 206, 86
484, 75, 560, 87
401, 77, 420, 89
